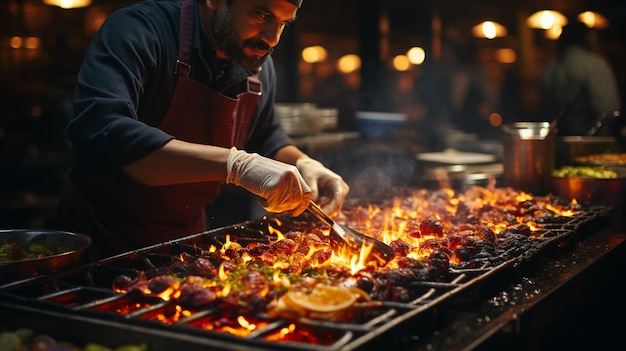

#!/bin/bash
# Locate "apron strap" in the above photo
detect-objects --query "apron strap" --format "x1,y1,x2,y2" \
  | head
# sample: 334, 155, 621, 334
175, 0, 195, 77
220, 76, 263, 97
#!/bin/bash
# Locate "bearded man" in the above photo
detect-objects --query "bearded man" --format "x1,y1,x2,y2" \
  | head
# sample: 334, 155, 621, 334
56, 0, 349, 258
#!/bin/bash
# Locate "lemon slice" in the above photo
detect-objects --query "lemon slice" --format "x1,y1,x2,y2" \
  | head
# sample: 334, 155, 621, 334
283, 284, 357, 313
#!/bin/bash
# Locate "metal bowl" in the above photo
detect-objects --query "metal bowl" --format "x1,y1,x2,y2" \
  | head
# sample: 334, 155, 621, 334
550, 168, 626, 212
555, 136, 616, 166
355, 111, 407, 139
0, 229, 92, 283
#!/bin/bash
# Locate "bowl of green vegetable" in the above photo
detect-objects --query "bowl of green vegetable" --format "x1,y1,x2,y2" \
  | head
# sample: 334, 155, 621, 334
0, 229, 92, 283
550, 165, 626, 212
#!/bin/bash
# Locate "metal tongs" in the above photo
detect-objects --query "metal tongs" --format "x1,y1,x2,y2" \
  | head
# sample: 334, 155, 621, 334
586, 111, 622, 136
306, 200, 394, 266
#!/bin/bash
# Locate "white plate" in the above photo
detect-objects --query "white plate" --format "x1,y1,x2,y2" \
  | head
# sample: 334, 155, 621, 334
417, 149, 496, 165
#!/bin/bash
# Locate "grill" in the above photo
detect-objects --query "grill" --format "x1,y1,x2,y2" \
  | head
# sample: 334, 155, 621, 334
0, 188, 623, 351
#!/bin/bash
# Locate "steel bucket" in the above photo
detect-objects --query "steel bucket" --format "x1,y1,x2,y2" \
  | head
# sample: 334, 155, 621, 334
502, 122, 555, 195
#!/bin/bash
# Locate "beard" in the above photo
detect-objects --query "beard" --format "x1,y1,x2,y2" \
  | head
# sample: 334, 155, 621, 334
212, 3, 273, 71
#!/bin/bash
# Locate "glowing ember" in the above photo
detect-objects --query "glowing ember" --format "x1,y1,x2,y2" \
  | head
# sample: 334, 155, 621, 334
188, 314, 270, 336
237, 315, 255, 330
91, 300, 153, 315
263, 323, 344, 345
140, 304, 195, 324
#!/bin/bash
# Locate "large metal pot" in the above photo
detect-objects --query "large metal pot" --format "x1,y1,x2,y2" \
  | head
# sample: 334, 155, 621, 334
550, 168, 626, 212
502, 122, 554, 195
555, 136, 616, 167
0, 229, 92, 283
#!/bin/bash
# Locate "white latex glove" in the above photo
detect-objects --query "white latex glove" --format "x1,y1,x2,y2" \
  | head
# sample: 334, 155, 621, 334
226, 147, 311, 216
296, 155, 350, 217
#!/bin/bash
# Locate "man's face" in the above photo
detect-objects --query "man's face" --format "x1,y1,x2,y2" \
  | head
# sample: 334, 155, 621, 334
211, 0, 298, 70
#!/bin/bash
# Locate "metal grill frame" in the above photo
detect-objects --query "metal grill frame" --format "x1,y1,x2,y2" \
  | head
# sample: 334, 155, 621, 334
0, 206, 611, 351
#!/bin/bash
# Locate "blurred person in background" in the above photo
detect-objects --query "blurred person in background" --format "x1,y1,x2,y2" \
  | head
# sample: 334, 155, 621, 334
539, 20, 621, 136
413, 36, 497, 144
55, 0, 349, 258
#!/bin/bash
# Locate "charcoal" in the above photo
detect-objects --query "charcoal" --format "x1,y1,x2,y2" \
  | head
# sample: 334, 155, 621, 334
355, 276, 376, 293
420, 218, 443, 237
390, 239, 412, 256
396, 256, 424, 269
428, 250, 450, 271
247, 243, 270, 257
269, 238, 297, 255
223, 248, 240, 260
391, 286, 411, 302
310, 249, 332, 264
477, 227, 496, 243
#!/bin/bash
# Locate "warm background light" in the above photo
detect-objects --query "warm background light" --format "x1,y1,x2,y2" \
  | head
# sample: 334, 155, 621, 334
24, 37, 40, 49
392, 55, 411, 71
495, 48, 516, 64
8, 36, 40, 49
472, 21, 508, 39
526, 10, 568, 29
406, 47, 425, 65
9, 36, 22, 49
301, 45, 328, 63
489, 112, 502, 127
545, 25, 563, 40
43, 0, 92, 9
577, 11, 609, 29
337, 54, 361, 74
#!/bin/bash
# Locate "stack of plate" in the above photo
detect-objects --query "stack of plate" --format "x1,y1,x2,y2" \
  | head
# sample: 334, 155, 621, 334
416, 149, 501, 190
275, 103, 338, 136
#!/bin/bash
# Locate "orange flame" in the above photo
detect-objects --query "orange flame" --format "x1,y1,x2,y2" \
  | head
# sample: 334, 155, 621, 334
220, 283, 231, 297
237, 315, 257, 331
329, 241, 378, 274
526, 220, 540, 231
273, 270, 291, 287
218, 262, 228, 281
281, 323, 296, 337
268, 225, 285, 240
353, 243, 374, 274
152, 280, 180, 301
546, 203, 575, 217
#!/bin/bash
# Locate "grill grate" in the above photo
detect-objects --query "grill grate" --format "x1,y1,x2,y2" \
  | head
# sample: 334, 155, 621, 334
0, 203, 611, 351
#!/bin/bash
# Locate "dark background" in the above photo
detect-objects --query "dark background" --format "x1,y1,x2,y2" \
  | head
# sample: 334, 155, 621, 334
1, 0, 625, 228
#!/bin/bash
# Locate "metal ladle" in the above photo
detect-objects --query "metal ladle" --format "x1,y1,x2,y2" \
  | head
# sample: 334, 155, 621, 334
306, 200, 394, 266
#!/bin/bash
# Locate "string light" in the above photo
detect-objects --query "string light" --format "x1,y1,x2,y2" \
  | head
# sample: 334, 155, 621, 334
472, 21, 508, 39
526, 10, 568, 30
43, 0, 92, 9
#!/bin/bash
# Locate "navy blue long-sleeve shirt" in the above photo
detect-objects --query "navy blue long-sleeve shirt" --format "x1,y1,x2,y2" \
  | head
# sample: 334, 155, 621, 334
68, 0, 292, 173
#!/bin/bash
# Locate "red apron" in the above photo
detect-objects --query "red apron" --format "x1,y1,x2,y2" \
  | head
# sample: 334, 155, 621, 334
58, 0, 262, 257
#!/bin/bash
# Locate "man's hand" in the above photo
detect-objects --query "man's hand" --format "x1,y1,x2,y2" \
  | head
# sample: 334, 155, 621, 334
226, 147, 310, 216
296, 156, 349, 217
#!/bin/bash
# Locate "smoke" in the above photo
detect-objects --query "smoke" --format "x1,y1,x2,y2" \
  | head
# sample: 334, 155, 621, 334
316, 144, 418, 201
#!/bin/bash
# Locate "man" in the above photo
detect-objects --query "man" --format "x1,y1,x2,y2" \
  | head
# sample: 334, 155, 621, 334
539, 20, 621, 136
56, 0, 349, 258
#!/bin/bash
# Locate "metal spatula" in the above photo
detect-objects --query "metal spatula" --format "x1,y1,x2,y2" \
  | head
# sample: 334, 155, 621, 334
306, 200, 394, 266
